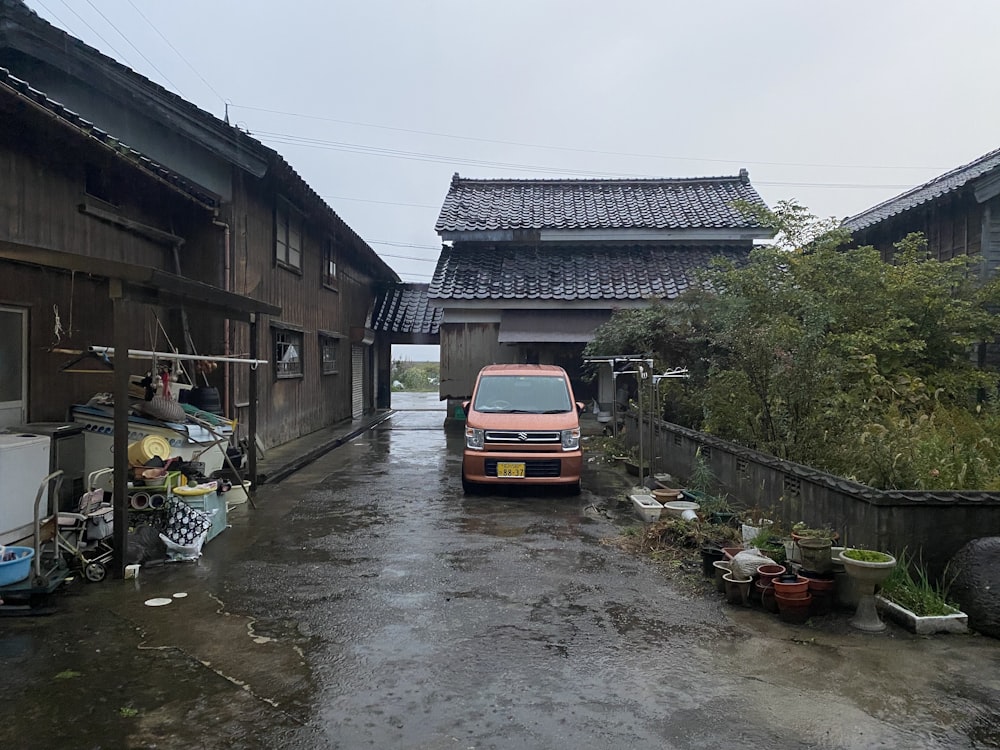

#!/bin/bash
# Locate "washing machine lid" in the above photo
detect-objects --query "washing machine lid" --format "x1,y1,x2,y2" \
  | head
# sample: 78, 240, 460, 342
0, 432, 50, 449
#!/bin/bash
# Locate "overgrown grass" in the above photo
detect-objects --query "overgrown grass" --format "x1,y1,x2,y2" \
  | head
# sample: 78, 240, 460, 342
880, 550, 959, 617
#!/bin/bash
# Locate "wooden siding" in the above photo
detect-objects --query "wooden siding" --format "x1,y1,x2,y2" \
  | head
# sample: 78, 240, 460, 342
851, 191, 984, 265
0, 107, 223, 423
983, 196, 1000, 279
225, 174, 384, 448
439, 321, 504, 401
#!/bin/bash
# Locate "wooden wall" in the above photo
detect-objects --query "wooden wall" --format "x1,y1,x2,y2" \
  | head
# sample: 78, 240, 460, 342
224, 171, 384, 448
852, 191, 984, 267
0, 108, 218, 422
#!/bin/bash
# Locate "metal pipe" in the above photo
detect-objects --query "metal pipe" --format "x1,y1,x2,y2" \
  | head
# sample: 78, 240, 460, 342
89, 346, 267, 366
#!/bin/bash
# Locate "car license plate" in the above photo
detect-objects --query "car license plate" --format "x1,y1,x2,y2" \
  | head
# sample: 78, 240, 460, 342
497, 462, 526, 478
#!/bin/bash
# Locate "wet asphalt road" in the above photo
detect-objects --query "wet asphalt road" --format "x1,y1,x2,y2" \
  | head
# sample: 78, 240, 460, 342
3, 392, 1000, 749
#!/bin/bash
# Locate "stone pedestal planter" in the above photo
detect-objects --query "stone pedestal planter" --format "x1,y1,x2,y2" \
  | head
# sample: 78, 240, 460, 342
840, 549, 896, 632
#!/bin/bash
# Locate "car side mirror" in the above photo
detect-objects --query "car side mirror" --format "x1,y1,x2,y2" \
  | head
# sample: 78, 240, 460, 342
576, 401, 585, 413
462, 400, 470, 412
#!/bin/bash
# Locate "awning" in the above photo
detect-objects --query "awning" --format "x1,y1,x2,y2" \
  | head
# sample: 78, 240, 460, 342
497, 310, 611, 343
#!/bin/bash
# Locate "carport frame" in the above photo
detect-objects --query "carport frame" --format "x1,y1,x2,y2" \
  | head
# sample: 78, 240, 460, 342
0, 239, 281, 577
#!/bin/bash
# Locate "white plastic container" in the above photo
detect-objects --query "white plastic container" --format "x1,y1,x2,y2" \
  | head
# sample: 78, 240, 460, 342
0, 432, 50, 544
631, 494, 663, 522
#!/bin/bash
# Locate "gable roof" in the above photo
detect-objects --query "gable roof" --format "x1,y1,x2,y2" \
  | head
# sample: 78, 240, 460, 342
0, 66, 218, 208
0, 0, 398, 282
435, 172, 769, 235
372, 283, 442, 337
843, 146, 1000, 232
428, 244, 749, 302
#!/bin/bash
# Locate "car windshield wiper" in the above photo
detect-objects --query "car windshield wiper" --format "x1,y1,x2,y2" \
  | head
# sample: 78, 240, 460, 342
539, 409, 569, 414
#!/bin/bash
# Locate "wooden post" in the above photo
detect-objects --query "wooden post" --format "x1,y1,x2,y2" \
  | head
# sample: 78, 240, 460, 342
110, 280, 130, 578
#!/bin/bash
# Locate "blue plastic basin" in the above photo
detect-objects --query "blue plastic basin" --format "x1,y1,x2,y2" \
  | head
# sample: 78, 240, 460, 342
0, 546, 35, 586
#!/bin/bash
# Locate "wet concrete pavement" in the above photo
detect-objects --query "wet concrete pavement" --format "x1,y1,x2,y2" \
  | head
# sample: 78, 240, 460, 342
3, 392, 1000, 749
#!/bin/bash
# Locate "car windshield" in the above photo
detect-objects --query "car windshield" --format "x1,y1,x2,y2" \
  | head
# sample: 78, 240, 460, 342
473, 375, 572, 413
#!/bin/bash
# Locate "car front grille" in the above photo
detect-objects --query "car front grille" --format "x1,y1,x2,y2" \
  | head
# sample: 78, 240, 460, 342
484, 430, 561, 444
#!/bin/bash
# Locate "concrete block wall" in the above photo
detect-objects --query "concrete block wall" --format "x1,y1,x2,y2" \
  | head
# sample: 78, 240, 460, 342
626, 415, 1000, 579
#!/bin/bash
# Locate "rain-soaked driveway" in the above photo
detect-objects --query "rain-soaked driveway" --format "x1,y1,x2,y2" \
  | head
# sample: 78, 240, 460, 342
3, 392, 1000, 749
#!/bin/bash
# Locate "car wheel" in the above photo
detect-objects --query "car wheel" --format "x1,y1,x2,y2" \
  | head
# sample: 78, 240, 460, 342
566, 481, 581, 496
462, 474, 477, 495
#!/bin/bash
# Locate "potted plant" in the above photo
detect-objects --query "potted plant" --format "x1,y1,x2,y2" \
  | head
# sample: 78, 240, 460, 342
839, 548, 897, 632
876, 551, 968, 635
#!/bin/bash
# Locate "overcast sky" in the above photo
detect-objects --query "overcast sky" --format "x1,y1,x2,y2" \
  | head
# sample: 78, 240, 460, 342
23, 1, 1000, 360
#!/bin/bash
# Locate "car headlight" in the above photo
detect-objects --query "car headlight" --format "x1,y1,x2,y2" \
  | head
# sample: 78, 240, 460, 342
465, 427, 484, 450
561, 428, 580, 451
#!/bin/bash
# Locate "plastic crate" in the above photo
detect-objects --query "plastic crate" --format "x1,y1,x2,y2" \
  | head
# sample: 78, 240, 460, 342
174, 492, 227, 542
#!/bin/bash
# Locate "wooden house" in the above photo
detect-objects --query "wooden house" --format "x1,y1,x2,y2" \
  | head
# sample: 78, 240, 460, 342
0, 0, 398, 449
843, 146, 1000, 279
428, 172, 772, 417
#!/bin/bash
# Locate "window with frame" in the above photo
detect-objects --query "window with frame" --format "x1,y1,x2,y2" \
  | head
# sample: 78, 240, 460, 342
275, 200, 302, 271
320, 335, 339, 375
273, 327, 303, 379
322, 237, 338, 290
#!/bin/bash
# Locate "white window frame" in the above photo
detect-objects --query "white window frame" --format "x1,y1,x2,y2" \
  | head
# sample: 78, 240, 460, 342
273, 326, 303, 379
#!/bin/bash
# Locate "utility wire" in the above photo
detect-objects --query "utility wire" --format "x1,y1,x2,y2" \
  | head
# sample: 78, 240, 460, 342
81, 0, 184, 95
231, 102, 946, 173
368, 239, 440, 250
320, 194, 438, 210
124, 0, 226, 106
258, 130, 918, 189
51, 0, 133, 69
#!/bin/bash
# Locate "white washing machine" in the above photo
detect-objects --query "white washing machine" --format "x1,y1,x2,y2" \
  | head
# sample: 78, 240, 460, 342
0, 432, 51, 545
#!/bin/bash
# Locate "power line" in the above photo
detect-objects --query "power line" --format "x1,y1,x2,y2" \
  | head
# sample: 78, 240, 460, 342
124, 0, 226, 106
50, 0, 133, 69
374, 251, 439, 263
320, 194, 438, 210
367, 239, 440, 250
257, 130, 918, 189
82, 0, 185, 95
231, 102, 947, 173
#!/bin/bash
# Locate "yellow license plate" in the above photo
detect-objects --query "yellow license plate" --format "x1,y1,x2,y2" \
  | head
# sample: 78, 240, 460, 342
497, 462, 526, 478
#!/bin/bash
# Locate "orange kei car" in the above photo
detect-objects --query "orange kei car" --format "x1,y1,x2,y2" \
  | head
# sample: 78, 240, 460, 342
462, 364, 584, 494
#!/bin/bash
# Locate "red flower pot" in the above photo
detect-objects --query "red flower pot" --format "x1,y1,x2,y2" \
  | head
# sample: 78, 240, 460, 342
772, 575, 809, 597
775, 591, 813, 623
757, 564, 786, 587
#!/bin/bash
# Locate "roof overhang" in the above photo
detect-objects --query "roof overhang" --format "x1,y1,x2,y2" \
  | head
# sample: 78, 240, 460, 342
497, 310, 612, 343
439, 228, 772, 243
0, 239, 281, 321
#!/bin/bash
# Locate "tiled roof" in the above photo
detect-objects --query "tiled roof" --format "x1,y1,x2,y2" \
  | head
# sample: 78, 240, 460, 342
435, 172, 768, 233
0, 67, 218, 207
372, 283, 442, 335
428, 244, 749, 301
843, 146, 1000, 232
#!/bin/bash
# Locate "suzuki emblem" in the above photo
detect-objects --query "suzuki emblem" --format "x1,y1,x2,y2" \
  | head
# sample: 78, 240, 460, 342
517, 432, 528, 441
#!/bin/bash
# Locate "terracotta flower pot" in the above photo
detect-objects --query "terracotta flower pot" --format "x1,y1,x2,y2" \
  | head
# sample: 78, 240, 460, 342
772, 575, 809, 597
757, 564, 786, 587
775, 591, 813, 623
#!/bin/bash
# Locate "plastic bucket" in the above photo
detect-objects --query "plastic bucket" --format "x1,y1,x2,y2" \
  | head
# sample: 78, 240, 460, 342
128, 435, 171, 466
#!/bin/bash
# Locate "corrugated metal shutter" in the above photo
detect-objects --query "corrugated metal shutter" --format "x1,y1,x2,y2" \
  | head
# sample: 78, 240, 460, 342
351, 345, 364, 419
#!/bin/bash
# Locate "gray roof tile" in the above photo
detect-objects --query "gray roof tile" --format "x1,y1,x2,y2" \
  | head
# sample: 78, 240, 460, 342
843, 145, 1000, 232
428, 244, 749, 301
372, 283, 442, 335
435, 173, 768, 233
